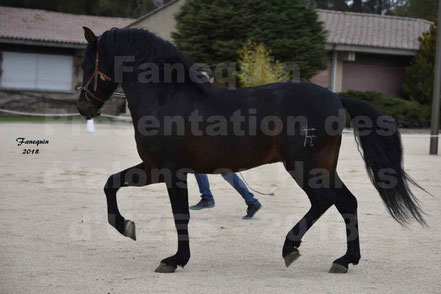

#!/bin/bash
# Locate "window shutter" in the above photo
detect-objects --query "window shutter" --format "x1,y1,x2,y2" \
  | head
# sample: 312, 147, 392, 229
1, 51, 73, 91
36, 54, 73, 91
1, 52, 38, 89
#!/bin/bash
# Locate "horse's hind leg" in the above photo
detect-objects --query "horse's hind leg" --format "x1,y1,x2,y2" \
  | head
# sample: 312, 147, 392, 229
282, 162, 335, 268
329, 175, 361, 273
282, 188, 335, 267
104, 162, 159, 240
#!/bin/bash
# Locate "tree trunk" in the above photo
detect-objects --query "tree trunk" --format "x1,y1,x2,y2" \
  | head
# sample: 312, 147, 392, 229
334, 0, 348, 11
353, 0, 362, 12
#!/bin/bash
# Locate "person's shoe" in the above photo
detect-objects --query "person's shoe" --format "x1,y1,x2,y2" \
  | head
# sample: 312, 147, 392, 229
242, 201, 262, 219
189, 199, 215, 210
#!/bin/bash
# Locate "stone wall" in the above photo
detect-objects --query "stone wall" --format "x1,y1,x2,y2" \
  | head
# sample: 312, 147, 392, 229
129, 0, 183, 41
0, 90, 126, 115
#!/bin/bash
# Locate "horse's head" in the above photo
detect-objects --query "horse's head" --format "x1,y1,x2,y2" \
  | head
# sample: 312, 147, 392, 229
77, 27, 117, 119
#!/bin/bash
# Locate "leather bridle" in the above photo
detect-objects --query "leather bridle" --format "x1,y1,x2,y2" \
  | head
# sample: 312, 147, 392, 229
80, 50, 112, 104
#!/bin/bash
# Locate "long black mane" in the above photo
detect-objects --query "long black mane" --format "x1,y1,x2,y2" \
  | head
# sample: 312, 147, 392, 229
103, 28, 194, 66
97, 28, 206, 88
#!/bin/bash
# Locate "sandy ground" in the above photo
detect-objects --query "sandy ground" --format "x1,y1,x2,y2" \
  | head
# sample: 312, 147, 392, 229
0, 121, 440, 294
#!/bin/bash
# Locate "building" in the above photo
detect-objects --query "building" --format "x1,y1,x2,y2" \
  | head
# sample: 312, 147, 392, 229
314, 10, 431, 96
127, 0, 432, 97
0, 6, 133, 114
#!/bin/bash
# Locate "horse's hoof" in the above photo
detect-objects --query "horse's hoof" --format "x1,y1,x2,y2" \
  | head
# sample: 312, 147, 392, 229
283, 249, 300, 268
154, 263, 177, 273
329, 263, 348, 274
123, 219, 136, 241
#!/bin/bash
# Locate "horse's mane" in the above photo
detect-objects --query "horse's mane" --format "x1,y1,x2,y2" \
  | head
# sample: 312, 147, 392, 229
99, 28, 201, 82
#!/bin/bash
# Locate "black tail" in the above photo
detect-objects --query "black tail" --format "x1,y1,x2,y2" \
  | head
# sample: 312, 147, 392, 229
340, 97, 426, 225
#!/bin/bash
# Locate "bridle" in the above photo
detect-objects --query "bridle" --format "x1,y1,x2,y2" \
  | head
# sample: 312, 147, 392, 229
80, 50, 112, 104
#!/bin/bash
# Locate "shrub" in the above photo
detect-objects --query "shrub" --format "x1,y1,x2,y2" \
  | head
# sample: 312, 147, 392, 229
237, 41, 290, 87
403, 19, 438, 105
339, 91, 431, 128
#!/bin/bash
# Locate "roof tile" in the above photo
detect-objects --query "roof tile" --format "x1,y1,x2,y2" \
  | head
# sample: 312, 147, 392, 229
0, 6, 134, 45
318, 9, 432, 51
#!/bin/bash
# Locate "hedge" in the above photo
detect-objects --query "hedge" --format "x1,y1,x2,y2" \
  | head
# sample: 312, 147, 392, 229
339, 91, 432, 128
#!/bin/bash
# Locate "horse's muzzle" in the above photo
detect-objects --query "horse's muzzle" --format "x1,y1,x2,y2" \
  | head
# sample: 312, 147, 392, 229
77, 100, 100, 120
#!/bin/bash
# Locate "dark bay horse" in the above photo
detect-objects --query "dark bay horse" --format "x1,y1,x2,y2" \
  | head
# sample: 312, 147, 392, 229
77, 27, 426, 274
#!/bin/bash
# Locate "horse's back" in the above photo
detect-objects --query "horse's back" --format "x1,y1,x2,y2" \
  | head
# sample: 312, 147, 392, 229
237, 81, 344, 165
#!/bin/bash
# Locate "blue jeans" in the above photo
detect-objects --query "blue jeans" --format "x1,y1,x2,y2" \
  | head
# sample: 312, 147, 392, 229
194, 173, 258, 206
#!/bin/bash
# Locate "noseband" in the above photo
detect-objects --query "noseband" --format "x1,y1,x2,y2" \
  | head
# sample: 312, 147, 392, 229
80, 50, 112, 104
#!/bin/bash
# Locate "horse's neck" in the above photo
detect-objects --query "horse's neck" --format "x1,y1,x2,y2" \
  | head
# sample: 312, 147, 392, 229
121, 80, 185, 118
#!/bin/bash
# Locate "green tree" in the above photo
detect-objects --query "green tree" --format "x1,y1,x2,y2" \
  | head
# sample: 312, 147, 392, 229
352, 0, 363, 12
363, 0, 394, 14
237, 41, 290, 87
1, 0, 166, 18
403, 19, 438, 105
395, 0, 438, 21
311, 0, 409, 15
173, 0, 328, 80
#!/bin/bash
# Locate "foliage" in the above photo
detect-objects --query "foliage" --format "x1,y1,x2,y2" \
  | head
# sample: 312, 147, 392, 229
394, 0, 439, 21
237, 41, 290, 87
403, 19, 438, 105
1, 0, 169, 18
311, 0, 409, 15
340, 90, 431, 128
311, 0, 438, 19
173, 0, 328, 80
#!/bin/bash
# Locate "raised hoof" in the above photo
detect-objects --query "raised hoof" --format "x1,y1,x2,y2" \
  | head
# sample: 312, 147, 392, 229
329, 263, 348, 274
154, 263, 177, 273
284, 249, 300, 268
123, 219, 136, 241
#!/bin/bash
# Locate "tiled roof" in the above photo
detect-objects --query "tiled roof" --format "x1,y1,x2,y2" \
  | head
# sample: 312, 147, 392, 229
0, 5, 433, 52
318, 9, 432, 51
0, 6, 133, 46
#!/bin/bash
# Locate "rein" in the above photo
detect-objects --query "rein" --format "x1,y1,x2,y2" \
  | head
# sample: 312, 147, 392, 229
80, 50, 112, 104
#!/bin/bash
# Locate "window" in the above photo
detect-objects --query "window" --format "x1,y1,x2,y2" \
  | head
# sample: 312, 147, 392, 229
1, 51, 73, 91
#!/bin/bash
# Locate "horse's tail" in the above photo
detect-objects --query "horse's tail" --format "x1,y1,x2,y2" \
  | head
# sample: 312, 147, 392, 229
340, 97, 426, 225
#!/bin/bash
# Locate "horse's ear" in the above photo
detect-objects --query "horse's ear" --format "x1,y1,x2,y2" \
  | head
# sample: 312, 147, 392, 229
83, 26, 96, 44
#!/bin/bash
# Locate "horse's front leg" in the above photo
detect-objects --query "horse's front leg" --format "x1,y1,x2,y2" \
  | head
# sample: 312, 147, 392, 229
104, 162, 160, 240
155, 172, 190, 273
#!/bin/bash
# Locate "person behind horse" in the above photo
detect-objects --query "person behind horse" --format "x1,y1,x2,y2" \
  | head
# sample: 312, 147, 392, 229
189, 71, 262, 220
